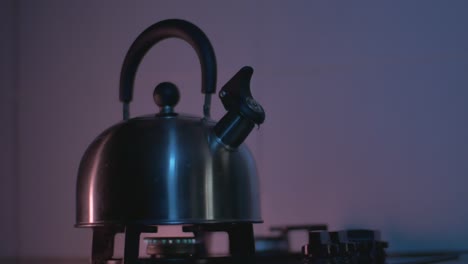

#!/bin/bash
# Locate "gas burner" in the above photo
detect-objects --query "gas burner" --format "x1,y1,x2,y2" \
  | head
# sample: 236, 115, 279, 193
90, 223, 255, 264
144, 237, 198, 258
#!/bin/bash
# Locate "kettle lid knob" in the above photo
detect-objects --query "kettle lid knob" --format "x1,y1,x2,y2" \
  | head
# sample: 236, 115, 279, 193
153, 82, 180, 115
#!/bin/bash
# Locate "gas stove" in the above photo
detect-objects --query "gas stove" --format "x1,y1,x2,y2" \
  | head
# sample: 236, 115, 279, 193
88, 223, 466, 264
74, 18, 467, 264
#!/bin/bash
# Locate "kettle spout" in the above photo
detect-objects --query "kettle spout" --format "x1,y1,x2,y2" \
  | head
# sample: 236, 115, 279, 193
214, 66, 265, 149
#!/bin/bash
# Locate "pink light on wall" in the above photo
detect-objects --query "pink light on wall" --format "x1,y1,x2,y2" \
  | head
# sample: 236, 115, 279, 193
1, 0, 468, 258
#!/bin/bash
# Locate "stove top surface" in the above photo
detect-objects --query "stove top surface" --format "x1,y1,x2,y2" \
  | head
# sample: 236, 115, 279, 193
2, 255, 467, 264
73, 223, 468, 264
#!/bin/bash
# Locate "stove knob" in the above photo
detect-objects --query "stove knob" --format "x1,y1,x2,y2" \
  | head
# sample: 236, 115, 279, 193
329, 231, 356, 258
302, 231, 336, 259
342, 229, 388, 263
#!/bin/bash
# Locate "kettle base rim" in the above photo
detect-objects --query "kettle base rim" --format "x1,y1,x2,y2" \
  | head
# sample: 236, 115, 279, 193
75, 219, 263, 228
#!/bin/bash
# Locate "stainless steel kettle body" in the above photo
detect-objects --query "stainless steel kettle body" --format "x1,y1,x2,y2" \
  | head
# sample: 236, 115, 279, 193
75, 19, 265, 227
76, 115, 262, 226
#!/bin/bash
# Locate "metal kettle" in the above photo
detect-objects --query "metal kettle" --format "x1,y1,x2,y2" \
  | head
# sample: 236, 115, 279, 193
75, 19, 265, 228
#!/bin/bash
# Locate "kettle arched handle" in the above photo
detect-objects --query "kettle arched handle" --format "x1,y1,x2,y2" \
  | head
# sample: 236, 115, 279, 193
119, 19, 217, 120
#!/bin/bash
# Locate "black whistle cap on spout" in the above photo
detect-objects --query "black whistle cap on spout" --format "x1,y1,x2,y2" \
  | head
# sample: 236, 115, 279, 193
214, 66, 265, 149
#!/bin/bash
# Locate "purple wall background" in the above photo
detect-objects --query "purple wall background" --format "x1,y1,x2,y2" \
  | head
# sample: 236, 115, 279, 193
0, 0, 19, 258
1, 0, 468, 258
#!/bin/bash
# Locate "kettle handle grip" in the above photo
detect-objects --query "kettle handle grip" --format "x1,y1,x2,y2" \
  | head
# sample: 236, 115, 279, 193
119, 19, 217, 120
